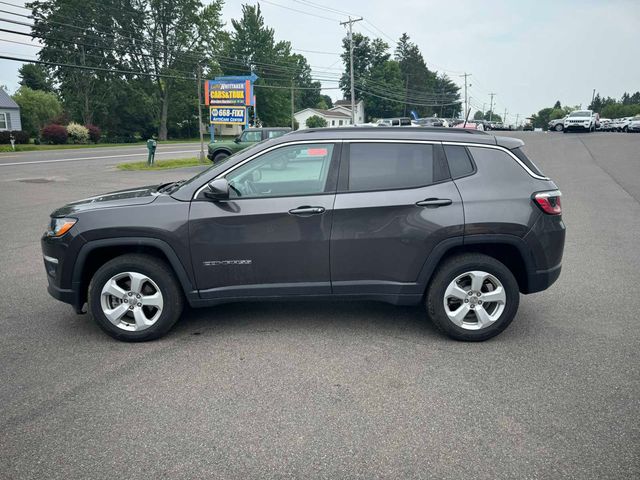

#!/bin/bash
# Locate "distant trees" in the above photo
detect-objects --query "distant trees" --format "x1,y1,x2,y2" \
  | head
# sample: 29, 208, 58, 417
18, 64, 53, 92
339, 32, 460, 121
473, 110, 502, 122
590, 91, 640, 118
12, 86, 62, 137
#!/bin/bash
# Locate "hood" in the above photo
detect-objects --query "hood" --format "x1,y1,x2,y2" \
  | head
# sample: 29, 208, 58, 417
51, 184, 162, 217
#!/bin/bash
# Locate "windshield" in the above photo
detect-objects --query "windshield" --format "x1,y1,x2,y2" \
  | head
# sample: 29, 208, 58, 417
569, 111, 591, 117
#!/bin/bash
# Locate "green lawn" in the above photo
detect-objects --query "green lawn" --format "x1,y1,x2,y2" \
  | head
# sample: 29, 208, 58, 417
0, 138, 203, 153
117, 157, 209, 171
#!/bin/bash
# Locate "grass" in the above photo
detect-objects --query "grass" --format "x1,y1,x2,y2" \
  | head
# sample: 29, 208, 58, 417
0, 138, 204, 153
117, 157, 208, 171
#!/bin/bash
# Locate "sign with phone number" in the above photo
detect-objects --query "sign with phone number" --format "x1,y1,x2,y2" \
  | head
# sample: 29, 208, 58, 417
210, 107, 247, 125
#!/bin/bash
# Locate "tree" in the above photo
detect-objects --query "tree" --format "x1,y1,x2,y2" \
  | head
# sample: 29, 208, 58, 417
18, 64, 53, 92
223, 4, 312, 127
553, 100, 562, 109
473, 110, 484, 120
305, 115, 327, 128
483, 110, 502, 122
12, 86, 63, 137
122, 0, 224, 139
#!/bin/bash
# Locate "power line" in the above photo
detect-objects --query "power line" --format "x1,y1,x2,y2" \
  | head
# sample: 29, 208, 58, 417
258, 0, 340, 22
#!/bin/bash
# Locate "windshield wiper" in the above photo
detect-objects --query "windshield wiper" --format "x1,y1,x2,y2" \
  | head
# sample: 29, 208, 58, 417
158, 180, 186, 193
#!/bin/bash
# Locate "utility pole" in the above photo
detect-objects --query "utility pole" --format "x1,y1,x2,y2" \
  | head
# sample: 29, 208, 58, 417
515, 113, 519, 128
482, 103, 486, 117
503, 108, 507, 126
291, 78, 295, 130
489, 92, 496, 122
196, 64, 205, 163
591, 88, 596, 107
404, 76, 409, 117
460, 73, 471, 119
340, 16, 363, 125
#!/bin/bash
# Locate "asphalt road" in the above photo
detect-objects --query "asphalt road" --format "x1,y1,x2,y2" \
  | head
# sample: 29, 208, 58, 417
0, 132, 638, 479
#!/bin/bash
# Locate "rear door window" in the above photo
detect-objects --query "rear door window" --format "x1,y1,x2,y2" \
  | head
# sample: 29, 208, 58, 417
346, 143, 448, 192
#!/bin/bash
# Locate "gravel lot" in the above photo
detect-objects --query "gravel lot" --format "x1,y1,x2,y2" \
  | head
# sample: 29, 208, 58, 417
0, 132, 638, 479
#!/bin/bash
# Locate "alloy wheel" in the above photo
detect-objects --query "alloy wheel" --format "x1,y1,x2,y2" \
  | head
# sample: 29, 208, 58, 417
100, 271, 164, 331
443, 271, 507, 330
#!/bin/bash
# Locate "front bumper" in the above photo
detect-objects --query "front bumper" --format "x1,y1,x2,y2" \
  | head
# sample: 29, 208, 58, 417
628, 125, 640, 132
564, 123, 591, 131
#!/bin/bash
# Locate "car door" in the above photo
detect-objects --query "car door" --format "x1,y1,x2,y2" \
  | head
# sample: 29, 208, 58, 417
189, 142, 340, 299
330, 141, 464, 296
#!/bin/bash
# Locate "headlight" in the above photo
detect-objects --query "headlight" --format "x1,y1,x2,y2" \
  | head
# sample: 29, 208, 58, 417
46, 217, 77, 237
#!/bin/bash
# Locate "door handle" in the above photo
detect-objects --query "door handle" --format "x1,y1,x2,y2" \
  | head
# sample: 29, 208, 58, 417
416, 198, 452, 208
288, 206, 326, 215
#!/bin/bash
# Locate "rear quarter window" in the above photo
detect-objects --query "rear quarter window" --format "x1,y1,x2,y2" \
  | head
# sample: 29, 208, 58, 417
511, 146, 545, 177
443, 145, 475, 178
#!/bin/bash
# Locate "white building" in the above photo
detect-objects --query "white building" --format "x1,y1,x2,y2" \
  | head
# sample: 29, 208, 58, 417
294, 99, 366, 129
0, 88, 22, 132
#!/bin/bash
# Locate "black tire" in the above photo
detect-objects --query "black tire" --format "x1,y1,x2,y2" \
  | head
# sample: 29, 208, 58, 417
213, 151, 229, 163
622, 126, 628, 133
426, 253, 520, 341
88, 254, 184, 342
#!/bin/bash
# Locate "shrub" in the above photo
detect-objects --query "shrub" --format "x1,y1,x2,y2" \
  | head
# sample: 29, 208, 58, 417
66, 122, 89, 144
11, 130, 30, 144
41, 124, 68, 144
305, 115, 327, 128
85, 124, 101, 143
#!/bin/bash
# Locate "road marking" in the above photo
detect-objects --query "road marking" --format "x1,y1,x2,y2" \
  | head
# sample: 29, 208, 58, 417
0, 150, 200, 167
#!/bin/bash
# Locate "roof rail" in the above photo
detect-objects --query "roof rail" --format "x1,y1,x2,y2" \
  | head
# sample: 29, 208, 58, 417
291, 126, 489, 135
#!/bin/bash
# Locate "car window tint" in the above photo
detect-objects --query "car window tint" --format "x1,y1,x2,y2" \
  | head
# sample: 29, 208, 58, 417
226, 144, 334, 198
241, 131, 262, 142
347, 143, 437, 192
444, 145, 475, 178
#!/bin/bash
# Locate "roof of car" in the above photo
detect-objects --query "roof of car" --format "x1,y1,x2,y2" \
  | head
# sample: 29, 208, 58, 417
284, 126, 524, 149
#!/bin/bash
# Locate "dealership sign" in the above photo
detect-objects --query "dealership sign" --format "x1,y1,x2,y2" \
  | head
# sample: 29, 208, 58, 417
205, 74, 258, 127
210, 106, 247, 125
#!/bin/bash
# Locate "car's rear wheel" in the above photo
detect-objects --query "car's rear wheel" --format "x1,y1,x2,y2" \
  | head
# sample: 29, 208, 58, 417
426, 253, 520, 341
555, 123, 563, 132
213, 151, 229, 163
88, 254, 184, 341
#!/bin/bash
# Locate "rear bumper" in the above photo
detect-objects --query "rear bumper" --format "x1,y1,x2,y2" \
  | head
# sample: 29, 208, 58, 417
526, 263, 562, 294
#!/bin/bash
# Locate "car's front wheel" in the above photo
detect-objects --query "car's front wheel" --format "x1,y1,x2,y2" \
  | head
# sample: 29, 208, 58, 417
555, 123, 563, 132
426, 253, 520, 341
88, 254, 184, 341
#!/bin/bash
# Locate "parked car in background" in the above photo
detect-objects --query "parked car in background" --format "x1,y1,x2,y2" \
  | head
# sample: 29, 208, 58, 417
563, 110, 598, 132
42, 127, 565, 342
597, 118, 612, 131
207, 127, 291, 162
616, 117, 633, 132
522, 122, 534, 131
627, 116, 640, 132
453, 121, 484, 131
376, 117, 413, 126
414, 117, 448, 128
548, 117, 566, 132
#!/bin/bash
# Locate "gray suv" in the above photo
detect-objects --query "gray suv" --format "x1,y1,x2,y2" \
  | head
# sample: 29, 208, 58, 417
42, 128, 565, 342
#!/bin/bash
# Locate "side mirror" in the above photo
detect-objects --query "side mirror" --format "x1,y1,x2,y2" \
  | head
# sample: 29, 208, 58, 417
204, 178, 230, 201
234, 136, 241, 143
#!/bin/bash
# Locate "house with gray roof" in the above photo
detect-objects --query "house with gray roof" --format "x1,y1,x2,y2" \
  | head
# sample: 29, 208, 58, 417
0, 88, 22, 132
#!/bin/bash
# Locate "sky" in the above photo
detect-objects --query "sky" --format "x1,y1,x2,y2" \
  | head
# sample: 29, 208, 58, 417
1, 0, 639, 123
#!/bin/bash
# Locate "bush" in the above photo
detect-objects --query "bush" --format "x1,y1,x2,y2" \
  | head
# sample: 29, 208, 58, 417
41, 124, 68, 144
0, 130, 29, 144
85, 124, 101, 143
66, 122, 89, 144
305, 115, 327, 128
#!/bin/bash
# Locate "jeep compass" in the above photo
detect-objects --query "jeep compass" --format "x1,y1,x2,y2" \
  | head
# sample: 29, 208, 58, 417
42, 128, 565, 342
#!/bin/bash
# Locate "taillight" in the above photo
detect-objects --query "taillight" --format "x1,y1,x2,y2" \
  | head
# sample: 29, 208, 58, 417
533, 190, 562, 215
